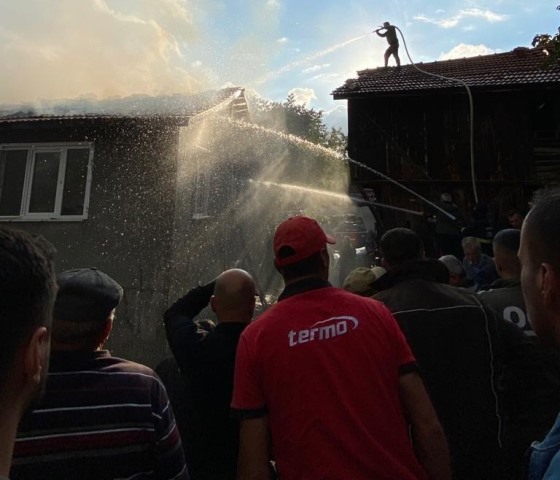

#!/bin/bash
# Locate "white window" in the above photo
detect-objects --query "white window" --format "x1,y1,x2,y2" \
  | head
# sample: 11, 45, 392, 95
0, 143, 93, 221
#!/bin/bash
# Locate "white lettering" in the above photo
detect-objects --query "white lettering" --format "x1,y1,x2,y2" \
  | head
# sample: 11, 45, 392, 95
298, 330, 310, 343
503, 306, 527, 329
288, 316, 359, 347
288, 330, 297, 347
319, 324, 336, 340
503, 306, 536, 336
336, 322, 348, 335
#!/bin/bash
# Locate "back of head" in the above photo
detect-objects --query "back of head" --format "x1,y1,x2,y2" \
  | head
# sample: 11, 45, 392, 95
439, 255, 465, 276
493, 228, 521, 279
212, 269, 256, 322
380, 228, 424, 269
523, 190, 560, 273
0, 228, 56, 383
493, 228, 520, 253
53, 268, 123, 348
273, 216, 335, 282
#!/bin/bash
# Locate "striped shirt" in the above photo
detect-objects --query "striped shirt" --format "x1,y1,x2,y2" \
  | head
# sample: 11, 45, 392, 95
11, 350, 189, 480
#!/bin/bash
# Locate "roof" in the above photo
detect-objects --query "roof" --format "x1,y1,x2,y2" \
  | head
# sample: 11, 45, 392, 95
0, 87, 245, 124
332, 47, 560, 98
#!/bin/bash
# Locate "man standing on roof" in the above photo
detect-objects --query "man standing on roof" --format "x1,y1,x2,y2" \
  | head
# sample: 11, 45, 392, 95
375, 21, 401, 67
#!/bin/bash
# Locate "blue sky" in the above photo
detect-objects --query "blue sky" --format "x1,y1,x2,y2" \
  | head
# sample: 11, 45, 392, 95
0, 0, 557, 129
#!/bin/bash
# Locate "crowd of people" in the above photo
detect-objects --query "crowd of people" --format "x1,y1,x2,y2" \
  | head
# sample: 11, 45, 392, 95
2, 189, 560, 480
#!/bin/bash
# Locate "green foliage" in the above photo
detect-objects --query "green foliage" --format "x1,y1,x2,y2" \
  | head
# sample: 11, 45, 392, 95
250, 94, 348, 155
532, 5, 560, 65
325, 126, 348, 154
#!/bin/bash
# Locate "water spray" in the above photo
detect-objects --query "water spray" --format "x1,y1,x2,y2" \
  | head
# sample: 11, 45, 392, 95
249, 179, 426, 217
390, 25, 478, 203
344, 157, 456, 221
254, 34, 369, 86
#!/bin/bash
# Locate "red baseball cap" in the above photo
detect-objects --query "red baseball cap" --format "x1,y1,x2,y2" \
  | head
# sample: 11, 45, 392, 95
274, 216, 336, 267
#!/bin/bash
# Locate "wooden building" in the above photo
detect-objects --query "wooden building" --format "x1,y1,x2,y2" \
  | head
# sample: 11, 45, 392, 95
332, 47, 560, 228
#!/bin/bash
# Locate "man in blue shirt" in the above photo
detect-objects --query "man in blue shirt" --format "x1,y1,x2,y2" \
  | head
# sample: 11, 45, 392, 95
462, 236, 499, 290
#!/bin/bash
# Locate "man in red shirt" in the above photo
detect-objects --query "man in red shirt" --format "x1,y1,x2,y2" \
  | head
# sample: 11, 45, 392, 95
231, 216, 451, 480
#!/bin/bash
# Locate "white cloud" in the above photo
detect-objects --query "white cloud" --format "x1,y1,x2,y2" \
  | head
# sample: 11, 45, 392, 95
309, 72, 341, 82
0, 0, 207, 103
438, 43, 500, 60
277, 37, 288, 44
267, 0, 281, 8
302, 63, 330, 74
414, 8, 507, 29
287, 87, 316, 107
323, 105, 348, 132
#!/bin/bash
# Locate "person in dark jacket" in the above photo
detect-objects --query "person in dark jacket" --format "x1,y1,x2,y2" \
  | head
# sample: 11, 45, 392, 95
373, 228, 550, 480
479, 229, 532, 335
479, 228, 560, 479
462, 202, 494, 256
164, 269, 256, 480
435, 193, 464, 259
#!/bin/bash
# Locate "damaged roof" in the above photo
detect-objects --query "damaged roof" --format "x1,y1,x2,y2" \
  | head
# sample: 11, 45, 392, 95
0, 87, 245, 124
332, 47, 560, 98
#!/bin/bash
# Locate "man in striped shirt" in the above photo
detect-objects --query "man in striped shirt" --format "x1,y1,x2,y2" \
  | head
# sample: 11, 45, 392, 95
11, 268, 189, 480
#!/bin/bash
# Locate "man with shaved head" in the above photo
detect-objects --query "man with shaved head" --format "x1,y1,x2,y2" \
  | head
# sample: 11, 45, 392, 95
479, 229, 533, 335
164, 269, 257, 480
519, 189, 560, 479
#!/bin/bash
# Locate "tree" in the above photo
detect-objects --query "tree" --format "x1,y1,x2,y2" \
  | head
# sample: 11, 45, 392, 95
532, 5, 560, 65
249, 94, 347, 155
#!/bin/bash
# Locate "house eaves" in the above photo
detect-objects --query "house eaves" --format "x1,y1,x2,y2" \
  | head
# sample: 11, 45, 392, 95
0, 87, 246, 125
332, 48, 560, 99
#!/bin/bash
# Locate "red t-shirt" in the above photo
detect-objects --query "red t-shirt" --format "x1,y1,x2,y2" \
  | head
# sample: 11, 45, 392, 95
232, 284, 427, 480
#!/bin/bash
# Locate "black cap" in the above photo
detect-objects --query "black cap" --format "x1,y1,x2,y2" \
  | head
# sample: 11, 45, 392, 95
54, 268, 123, 322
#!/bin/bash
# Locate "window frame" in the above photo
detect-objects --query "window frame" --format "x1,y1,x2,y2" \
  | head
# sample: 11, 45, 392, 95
0, 142, 94, 222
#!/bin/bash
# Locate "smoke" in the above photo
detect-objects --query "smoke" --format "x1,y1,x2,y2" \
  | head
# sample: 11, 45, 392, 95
0, 0, 209, 103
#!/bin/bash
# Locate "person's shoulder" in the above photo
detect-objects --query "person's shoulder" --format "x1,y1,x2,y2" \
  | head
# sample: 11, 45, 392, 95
104, 355, 159, 378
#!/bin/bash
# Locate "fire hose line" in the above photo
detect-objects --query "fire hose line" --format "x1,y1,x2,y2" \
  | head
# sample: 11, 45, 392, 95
385, 26, 479, 204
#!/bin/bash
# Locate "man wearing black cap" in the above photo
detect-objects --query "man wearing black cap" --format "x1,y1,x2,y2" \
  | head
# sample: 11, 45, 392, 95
11, 268, 189, 480
232, 216, 451, 480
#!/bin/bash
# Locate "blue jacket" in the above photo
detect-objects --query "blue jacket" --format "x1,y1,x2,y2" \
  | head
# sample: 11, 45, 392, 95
529, 414, 560, 480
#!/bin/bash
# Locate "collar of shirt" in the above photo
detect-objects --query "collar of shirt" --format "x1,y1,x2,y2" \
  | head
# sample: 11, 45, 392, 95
278, 277, 332, 301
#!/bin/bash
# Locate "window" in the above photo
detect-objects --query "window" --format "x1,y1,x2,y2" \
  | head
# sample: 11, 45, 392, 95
0, 143, 93, 221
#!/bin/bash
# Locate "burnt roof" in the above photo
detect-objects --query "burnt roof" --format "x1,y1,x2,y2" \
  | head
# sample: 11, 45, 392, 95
0, 87, 244, 124
332, 47, 560, 98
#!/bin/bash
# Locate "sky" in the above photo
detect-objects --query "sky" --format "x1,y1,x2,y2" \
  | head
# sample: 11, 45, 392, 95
0, 0, 557, 130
